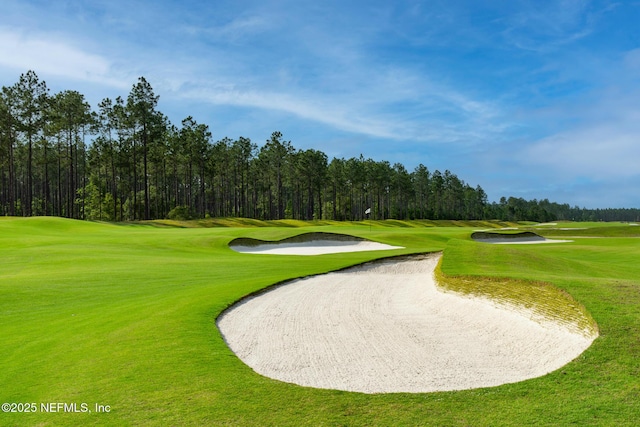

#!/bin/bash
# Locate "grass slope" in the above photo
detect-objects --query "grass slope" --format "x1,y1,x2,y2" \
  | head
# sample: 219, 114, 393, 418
1, 218, 639, 426
435, 243, 598, 337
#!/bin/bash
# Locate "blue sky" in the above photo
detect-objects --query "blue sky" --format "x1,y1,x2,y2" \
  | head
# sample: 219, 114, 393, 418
1, 0, 639, 208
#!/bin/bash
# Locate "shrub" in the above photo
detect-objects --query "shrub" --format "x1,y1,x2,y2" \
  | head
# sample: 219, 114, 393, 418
167, 205, 194, 220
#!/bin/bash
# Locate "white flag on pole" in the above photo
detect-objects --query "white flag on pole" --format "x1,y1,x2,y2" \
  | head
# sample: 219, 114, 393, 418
365, 208, 371, 215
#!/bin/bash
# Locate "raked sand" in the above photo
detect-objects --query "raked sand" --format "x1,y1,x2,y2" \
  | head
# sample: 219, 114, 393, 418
230, 239, 404, 255
475, 237, 573, 244
217, 253, 596, 394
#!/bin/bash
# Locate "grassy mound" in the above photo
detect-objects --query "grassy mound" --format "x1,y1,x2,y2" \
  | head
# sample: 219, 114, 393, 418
229, 231, 369, 247
435, 255, 598, 338
471, 230, 545, 242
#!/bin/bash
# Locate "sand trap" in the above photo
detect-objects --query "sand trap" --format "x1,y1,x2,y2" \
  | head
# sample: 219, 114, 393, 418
477, 238, 573, 244
229, 233, 404, 255
471, 231, 572, 245
217, 254, 596, 394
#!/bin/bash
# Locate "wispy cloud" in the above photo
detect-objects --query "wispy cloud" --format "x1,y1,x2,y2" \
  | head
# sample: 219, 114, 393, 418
177, 63, 506, 146
525, 122, 640, 180
199, 15, 274, 41
0, 27, 126, 88
502, 46, 640, 206
162, 2, 511, 146
499, 0, 594, 51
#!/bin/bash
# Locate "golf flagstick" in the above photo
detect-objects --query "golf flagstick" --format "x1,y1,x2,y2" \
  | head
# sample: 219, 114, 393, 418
365, 207, 371, 231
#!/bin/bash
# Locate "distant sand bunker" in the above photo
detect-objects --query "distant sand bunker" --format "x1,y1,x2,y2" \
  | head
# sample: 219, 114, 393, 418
217, 254, 596, 393
471, 231, 572, 244
229, 232, 404, 255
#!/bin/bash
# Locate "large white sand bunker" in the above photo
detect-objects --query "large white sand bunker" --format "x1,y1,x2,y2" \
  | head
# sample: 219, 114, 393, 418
229, 232, 404, 255
217, 254, 596, 393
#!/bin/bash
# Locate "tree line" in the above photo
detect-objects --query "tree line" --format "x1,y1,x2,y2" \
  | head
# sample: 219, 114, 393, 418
1, 71, 637, 223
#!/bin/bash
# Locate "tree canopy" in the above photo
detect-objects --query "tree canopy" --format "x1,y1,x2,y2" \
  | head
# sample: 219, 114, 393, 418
1, 71, 638, 222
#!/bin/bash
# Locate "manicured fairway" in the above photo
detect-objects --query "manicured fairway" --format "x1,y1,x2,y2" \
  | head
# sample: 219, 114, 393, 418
1, 217, 639, 426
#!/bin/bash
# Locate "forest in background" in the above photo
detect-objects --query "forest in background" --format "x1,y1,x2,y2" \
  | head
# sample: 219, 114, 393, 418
2, 71, 639, 223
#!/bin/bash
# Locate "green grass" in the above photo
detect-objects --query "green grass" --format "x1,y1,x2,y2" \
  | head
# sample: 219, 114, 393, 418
1, 218, 639, 426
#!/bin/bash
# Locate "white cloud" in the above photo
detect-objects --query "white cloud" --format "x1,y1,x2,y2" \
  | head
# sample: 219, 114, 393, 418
499, 0, 595, 52
521, 45, 640, 183
178, 74, 505, 146
0, 27, 126, 88
526, 124, 640, 179
181, 14, 275, 43
183, 85, 401, 140
623, 48, 640, 71
214, 15, 274, 40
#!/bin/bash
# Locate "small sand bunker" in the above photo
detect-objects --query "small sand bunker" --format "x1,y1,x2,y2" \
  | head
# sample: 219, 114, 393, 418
471, 231, 572, 244
229, 232, 404, 255
217, 254, 596, 393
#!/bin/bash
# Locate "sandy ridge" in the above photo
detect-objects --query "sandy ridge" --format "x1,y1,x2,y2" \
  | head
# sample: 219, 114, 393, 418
217, 254, 596, 393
